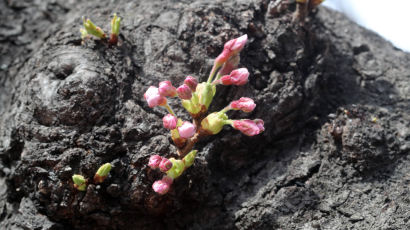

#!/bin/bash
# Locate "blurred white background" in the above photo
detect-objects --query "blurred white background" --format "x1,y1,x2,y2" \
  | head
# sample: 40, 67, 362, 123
323, 0, 410, 52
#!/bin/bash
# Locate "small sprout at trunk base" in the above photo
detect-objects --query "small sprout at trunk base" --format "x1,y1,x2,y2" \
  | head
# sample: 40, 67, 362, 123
72, 174, 87, 191
94, 163, 112, 183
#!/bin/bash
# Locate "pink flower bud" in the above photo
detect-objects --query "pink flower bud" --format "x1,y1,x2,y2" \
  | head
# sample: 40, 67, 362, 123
162, 114, 177, 130
215, 35, 248, 65
184, 76, 198, 91
158, 81, 177, 97
177, 84, 192, 100
178, 121, 196, 139
144, 86, 167, 108
159, 158, 173, 172
230, 97, 256, 112
152, 176, 173, 195
221, 68, 249, 86
232, 119, 264, 136
148, 155, 162, 169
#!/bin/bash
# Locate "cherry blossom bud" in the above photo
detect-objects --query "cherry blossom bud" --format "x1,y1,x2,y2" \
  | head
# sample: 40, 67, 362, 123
177, 84, 192, 100
159, 158, 173, 172
163, 114, 177, 130
215, 35, 248, 65
232, 119, 265, 136
230, 97, 256, 112
148, 155, 162, 169
220, 68, 249, 86
158, 81, 177, 97
152, 176, 173, 195
178, 121, 196, 139
184, 76, 198, 91
144, 86, 167, 108
201, 112, 228, 135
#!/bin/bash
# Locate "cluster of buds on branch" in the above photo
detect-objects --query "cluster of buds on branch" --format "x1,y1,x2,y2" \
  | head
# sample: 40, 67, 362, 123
72, 163, 112, 191
80, 13, 121, 45
145, 34, 265, 195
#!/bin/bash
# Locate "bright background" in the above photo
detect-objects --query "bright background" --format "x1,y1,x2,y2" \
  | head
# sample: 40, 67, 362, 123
323, 0, 410, 52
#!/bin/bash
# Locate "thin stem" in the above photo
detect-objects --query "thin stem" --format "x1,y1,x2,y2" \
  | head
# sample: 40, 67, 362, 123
164, 102, 176, 116
215, 73, 222, 80
224, 120, 234, 125
220, 106, 231, 114
207, 63, 221, 84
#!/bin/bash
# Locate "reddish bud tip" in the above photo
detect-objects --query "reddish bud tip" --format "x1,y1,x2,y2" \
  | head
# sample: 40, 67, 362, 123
177, 84, 192, 100
152, 178, 171, 195
184, 76, 198, 91
230, 97, 256, 112
158, 81, 177, 97
232, 119, 264, 136
159, 158, 173, 172
144, 86, 167, 107
178, 121, 196, 139
163, 114, 177, 130
148, 155, 162, 169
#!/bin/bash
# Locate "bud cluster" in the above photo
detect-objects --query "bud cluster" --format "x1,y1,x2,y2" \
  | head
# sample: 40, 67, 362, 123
81, 13, 121, 45
72, 163, 112, 191
144, 35, 265, 195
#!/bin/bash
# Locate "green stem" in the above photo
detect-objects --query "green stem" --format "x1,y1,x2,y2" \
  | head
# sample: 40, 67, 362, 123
164, 103, 176, 116
224, 120, 234, 125
207, 63, 221, 84
220, 106, 231, 114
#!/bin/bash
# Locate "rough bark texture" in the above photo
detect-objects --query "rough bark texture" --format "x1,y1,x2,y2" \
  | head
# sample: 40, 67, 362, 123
0, 0, 409, 229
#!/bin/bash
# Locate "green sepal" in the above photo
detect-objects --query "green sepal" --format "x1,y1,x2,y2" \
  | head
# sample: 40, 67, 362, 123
201, 112, 228, 135
72, 174, 87, 191
183, 150, 198, 168
166, 158, 185, 179
96, 163, 112, 177
197, 82, 216, 110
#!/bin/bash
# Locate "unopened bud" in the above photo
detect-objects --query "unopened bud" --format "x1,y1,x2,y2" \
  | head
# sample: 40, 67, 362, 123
159, 81, 177, 97
72, 174, 87, 191
220, 68, 249, 86
201, 112, 228, 135
159, 158, 173, 172
215, 35, 248, 65
144, 86, 167, 108
177, 84, 192, 100
232, 119, 265, 136
184, 76, 198, 91
163, 114, 177, 130
148, 155, 162, 169
152, 176, 173, 195
230, 97, 256, 112
178, 121, 196, 139
94, 163, 112, 183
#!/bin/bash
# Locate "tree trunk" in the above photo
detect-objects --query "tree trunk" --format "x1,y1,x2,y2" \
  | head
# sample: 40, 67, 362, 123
0, 0, 409, 229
